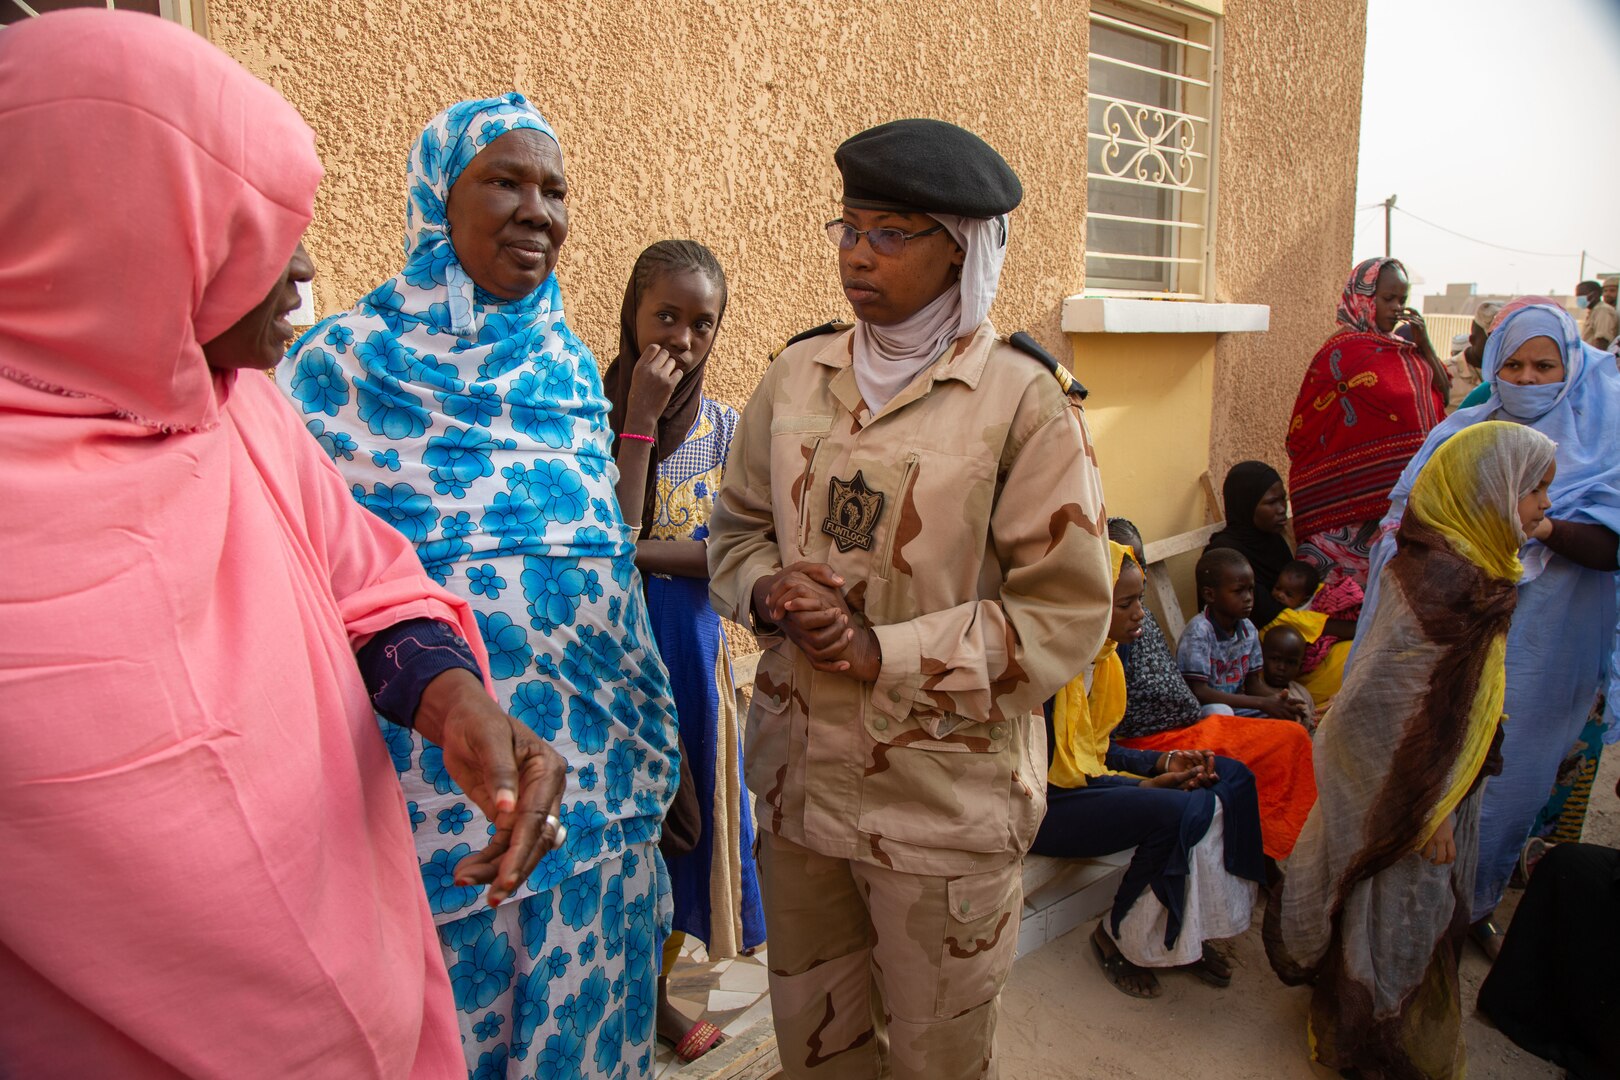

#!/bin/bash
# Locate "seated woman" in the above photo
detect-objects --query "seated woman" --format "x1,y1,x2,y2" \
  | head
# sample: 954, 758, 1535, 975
1109, 519, 1317, 861
1268, 420, 1559, 1080
1205, 461, 1355, 706
1034, 541, 1266, 1000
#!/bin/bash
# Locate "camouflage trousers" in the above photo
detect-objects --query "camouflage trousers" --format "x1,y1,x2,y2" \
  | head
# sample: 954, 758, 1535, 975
758, 832, 1023, 1080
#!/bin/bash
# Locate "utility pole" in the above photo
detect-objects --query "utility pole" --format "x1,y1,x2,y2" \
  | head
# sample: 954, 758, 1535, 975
1384, 194, 1397, 258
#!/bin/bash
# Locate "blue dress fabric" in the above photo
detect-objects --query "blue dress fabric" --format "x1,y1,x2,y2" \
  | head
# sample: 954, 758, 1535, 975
643, 399, 766, 954
278, 94, 678, 1080
1355, 303, 1620, 923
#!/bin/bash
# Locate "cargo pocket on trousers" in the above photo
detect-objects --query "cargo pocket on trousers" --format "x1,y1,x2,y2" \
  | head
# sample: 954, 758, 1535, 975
936, 861, 1023, 1018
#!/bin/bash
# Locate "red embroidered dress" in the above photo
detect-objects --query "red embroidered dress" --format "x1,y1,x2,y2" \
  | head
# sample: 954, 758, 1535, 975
1287, 258, 1445, 541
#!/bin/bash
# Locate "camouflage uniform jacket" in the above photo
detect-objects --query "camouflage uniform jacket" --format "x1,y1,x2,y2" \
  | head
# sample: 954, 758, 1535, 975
708, 320, 1112, 877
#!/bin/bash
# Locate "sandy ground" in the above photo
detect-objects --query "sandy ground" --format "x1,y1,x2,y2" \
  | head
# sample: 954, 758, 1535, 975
998, 748, 1620, 1079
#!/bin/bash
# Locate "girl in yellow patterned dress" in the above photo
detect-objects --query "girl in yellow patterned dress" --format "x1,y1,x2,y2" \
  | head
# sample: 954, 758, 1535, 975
604, 241, 765, 1063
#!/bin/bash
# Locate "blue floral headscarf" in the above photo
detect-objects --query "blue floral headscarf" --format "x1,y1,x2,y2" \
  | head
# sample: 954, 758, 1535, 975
278, 94, 625, 583
399, 94, 558, 337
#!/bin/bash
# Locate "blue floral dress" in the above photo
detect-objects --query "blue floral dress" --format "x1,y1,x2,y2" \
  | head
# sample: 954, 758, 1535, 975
277, 94, 677, 1080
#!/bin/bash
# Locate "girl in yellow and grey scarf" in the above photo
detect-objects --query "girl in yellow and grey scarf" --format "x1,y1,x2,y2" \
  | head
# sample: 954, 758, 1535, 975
1267, 420, 1558, 1080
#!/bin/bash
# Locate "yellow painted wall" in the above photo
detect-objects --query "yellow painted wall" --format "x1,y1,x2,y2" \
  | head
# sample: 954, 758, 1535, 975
1071, 333, 1215, 618
1072, 333, 1214, 544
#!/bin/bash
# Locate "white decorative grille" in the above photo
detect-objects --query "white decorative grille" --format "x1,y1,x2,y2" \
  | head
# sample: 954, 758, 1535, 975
1085, 2, 1220, 299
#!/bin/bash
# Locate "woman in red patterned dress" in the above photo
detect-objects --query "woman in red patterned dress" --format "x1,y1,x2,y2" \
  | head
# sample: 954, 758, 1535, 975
1286, 257, 1450, 586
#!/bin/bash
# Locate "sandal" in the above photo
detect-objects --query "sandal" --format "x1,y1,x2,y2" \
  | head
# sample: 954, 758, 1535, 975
1470, 919, 1504, 962
1514, 837, 1550, 888
1183, 942, 1232, 988
667, 1019, 725, 1063
1090, 924, 1161, 999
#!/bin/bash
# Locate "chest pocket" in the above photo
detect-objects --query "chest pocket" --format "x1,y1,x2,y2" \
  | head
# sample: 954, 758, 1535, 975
857, 704, 1014, 854
768, 414, 833, 559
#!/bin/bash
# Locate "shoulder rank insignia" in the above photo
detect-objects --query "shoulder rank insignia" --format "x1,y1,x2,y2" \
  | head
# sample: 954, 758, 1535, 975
770, 320, 852, 363
1009, 331, 1088, 400
822, 470, 885, 553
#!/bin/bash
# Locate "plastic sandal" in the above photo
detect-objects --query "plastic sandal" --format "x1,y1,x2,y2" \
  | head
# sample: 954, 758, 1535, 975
671, 1019, 725, 1063
1091, 924, 1161, 999
1184, 942, 1232, 988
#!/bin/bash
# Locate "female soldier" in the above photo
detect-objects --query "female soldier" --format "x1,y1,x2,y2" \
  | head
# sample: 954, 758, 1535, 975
707, 119, 1112, 1080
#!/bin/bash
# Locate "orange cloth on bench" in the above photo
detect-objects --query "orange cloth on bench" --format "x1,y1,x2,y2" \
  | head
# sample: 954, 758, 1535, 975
1118, 714, 1316, 860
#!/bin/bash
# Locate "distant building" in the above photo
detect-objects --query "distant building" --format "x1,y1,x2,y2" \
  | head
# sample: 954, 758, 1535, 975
1422, 282, 1576, 317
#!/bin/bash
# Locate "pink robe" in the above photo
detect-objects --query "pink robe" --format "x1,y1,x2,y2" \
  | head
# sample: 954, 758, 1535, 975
0, 11, 472, 1076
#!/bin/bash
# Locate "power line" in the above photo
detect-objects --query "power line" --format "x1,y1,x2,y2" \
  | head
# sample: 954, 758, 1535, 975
1392, 206, 1589, 260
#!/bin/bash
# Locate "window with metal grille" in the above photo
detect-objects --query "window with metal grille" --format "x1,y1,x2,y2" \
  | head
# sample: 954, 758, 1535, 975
4, 0, 203, 30
1085, 1, 1218, 299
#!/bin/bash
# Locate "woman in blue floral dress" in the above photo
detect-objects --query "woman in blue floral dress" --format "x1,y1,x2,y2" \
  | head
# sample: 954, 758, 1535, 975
278, 95, 678, 1080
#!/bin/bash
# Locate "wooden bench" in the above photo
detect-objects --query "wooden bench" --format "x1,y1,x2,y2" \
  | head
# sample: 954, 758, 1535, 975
1012, 517, 1222, 956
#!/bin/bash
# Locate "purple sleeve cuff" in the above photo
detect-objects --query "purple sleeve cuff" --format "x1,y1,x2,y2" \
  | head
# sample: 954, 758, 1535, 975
356, 617, 482, 728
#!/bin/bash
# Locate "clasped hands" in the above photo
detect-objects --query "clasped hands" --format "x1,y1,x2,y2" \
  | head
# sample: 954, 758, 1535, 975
752, 561, 881, 682
1145, 749, 1219, 791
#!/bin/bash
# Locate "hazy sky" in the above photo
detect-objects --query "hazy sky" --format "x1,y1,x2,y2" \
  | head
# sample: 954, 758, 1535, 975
1352, 0, 1620, 302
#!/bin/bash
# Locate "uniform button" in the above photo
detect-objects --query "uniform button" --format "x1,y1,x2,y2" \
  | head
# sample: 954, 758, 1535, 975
959, 900, 972, 915
873, 717, 889, 731
989, 725, 1006, 740
887, 689, 901, 702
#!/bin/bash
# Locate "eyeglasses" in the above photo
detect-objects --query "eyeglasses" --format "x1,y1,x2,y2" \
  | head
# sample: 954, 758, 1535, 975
824, 220, 944, 257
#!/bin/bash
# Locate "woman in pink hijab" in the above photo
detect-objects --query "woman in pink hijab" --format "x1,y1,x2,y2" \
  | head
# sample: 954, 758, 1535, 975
0, 11, 565, 1077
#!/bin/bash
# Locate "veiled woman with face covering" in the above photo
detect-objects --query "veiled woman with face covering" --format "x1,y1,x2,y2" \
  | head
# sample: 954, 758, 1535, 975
1357, 301, 1620, 958
280, 96, 679, 1078
0, 12, 567, 1076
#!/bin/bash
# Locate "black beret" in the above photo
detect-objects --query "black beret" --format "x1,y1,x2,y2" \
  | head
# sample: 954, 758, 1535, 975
835, 118, 1022, 218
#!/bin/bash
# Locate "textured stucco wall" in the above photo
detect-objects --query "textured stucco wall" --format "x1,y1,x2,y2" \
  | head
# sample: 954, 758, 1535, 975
1208, 0, 1369, 488
207, 0, 1091, 412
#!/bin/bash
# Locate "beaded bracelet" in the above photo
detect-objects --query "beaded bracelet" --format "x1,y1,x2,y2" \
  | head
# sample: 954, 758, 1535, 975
620, 432, 655, 444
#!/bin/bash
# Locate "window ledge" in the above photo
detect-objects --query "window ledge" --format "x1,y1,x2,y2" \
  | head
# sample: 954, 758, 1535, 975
1061, 297, 1270, 334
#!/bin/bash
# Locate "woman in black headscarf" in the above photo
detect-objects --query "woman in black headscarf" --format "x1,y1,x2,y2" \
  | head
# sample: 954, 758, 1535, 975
1205, 461, 1294, 629
1205, 461, 1359, 706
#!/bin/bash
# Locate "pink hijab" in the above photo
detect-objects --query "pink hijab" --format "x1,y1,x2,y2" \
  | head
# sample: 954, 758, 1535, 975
0, 12, 480, 1076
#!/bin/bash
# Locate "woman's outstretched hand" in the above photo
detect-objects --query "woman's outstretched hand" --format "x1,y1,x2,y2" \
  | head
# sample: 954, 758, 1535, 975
413, 667, 568, 905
